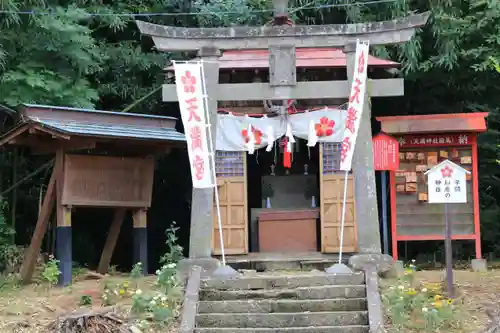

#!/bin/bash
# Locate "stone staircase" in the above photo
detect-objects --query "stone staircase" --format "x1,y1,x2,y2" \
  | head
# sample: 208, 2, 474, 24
194, 272, 369, 333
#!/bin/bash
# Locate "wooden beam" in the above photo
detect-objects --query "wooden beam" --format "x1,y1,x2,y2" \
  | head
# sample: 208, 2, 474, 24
162, 79, 404, 102
33, 124, 70, 140
0, 124, 30, 146
97, 209, 126, 274
31, 139, 96, 155
20, 165, 56, 283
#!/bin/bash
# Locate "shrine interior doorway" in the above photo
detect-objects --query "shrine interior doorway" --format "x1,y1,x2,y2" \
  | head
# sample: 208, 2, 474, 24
247, 138, 321, 254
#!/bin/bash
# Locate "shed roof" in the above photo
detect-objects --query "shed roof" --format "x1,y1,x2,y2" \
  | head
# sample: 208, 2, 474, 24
376, 112, 489, 134
166, 48, 399, 71
0, 104, 185, 147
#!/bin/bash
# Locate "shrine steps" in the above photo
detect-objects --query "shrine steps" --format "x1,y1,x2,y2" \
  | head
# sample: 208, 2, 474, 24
223, 252, 351, 272
195, 272, 369, 333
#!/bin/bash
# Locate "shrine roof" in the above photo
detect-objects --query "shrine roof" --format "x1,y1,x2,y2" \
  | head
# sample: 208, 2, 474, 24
217, 48, 399, 69
376, 112, 489, 134
0, 104, 185, 146
165, 48, 398, 70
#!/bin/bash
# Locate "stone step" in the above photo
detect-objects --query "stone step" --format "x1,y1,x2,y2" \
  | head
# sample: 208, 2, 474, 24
198, 298, 367, 313
196, 311, 368, 328
195, 326, 369, 333
200, 285, 366, 301
201, 273, 365, 290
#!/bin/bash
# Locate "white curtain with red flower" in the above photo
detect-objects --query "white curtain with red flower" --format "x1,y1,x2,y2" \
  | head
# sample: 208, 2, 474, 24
215, 108, 346, 151
288, 108, 346, 143
216, 114, 287, 151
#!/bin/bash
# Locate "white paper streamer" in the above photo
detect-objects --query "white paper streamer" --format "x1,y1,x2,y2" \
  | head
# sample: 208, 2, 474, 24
285, 123, 296, 144
307, 119, 318, 147
246, 123, 255, 155
265, 125, 274, 152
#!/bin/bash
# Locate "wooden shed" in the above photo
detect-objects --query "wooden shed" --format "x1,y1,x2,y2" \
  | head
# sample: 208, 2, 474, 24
0, 104, 185, 285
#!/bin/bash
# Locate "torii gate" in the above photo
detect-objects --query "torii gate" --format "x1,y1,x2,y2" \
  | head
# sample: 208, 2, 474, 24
136, 3, 429, 274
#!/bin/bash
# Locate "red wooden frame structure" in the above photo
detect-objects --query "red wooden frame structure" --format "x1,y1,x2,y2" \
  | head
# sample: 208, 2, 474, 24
377, 113, 488, 260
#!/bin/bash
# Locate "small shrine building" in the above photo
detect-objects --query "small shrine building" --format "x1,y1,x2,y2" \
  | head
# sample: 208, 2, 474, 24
168, 48, 399, 257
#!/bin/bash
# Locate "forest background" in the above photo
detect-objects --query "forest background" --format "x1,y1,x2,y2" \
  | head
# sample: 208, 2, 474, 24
0, 0, 499, 272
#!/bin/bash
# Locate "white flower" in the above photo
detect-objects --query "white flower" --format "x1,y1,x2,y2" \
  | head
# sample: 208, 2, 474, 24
156, 269, 161, 275
167, 263, 176, 269
411, 259, 416, 263
398, 285, 405, 290
149, 300, 156, 306
422, 307, 428, 313
135, 289, 143, 295
421, 288, 428, 293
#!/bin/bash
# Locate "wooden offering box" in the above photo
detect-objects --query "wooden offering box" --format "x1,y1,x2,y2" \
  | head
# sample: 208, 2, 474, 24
258, 209, 319, 252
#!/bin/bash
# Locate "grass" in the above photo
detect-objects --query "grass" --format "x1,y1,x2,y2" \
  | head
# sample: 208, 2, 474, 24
381, 269, 500, 332
0, 271, 180, 333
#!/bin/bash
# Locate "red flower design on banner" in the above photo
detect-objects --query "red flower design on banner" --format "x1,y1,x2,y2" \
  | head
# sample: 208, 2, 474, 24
242, 126, 262, 145
181, 71, 196, 93
441, 165, 453, 178
315, 117, 335, 137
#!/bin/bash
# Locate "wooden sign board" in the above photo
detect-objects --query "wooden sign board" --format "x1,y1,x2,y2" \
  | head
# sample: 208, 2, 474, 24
62, 155, 155, 208
372, 133, 399, 171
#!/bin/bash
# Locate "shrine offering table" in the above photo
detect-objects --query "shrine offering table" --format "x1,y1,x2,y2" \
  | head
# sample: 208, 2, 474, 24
258, 209, 319, 252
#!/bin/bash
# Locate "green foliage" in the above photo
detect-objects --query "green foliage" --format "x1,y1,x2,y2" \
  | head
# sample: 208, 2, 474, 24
131, 225, 183, 328
79, 294, 92, 306
40, 255, 61, 286
0, 200, 23, 274
159, 222, 184, 266
383, 268, 462, 332
130, 262, 144, 279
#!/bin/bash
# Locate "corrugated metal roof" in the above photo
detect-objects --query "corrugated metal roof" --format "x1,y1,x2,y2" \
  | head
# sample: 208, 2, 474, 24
166, 48, 399, 70
35, 119, 186, 141
22, 104, 178, 121
21, 104, 186, 142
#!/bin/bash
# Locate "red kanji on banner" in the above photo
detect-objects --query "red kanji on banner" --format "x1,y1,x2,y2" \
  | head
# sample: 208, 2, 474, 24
190, 126, 203, 150
181, 71, 197, 94
185, 97, 201, 122
345, 107, 358, 134
349, 78, 362, 104
193, 155, 205, 180
357, 51, 366, 75
340, 136, 352, 162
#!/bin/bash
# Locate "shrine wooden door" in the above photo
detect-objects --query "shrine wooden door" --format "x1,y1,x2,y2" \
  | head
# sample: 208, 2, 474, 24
212, 151, 249, 255
319, 143, 358, 253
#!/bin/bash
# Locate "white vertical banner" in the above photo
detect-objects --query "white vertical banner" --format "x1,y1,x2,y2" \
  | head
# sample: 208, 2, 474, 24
339, 41, 370, 171
173, 62, 214, 188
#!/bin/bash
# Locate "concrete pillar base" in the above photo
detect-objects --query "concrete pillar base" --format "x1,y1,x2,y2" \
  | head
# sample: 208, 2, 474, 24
471, 258, 487, 272
212, 265, 241, 279
178, 257, 221, 279
133, 227, 148, 275
348, 253, 394, 275
383, 260, 404, 278
56, 226, 72, 287
325, 263, 353, 274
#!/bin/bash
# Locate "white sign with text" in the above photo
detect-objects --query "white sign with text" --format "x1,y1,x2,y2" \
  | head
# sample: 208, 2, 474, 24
425, 160, 470, 204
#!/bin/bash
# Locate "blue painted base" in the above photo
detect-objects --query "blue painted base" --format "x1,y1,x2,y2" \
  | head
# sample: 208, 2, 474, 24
56, 226, 72, 287
133, 227, 148, 275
